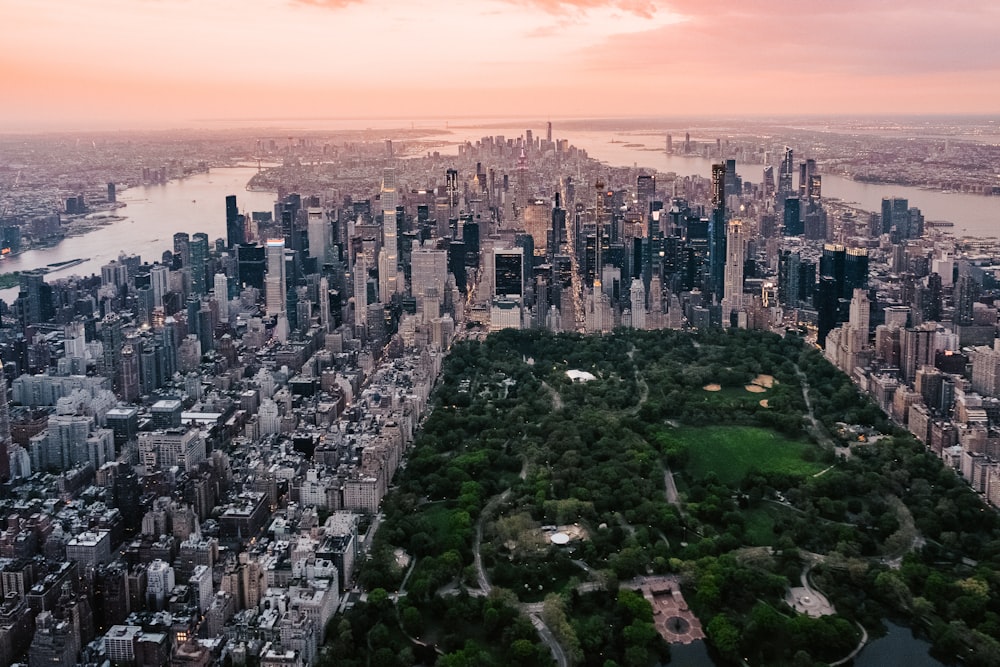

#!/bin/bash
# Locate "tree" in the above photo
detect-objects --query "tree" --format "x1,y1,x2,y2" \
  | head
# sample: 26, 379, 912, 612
706, 615, 741, 661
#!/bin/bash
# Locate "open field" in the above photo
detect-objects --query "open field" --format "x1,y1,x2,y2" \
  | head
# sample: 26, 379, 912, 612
663, 425, 824, 485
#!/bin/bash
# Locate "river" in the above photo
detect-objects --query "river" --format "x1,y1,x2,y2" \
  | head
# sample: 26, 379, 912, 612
0, 167, 276, 303
2, 123, 998, 303
435, 123, 1000, 238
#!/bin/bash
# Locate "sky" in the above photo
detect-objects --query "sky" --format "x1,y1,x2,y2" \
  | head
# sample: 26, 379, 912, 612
2, 0, 999, 130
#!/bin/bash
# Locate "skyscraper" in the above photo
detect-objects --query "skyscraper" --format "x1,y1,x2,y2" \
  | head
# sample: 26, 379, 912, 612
778, 146, 794, 201
189, 233, 209, 295
494, 247, 524, 299
214, 273, 229, 321
225, 195, 245, 248
783, 197, 802, 236
265, 239, 286, 316
722, 219, 746, 318
881, 197, 910, 236
173, 232, 190, 268
319, 276, 331, 333
354, 255, 368, 330
379, 168, 399, 302
0, 364, 10, 482
708, 163, 726, 301
307, 207, 329, 263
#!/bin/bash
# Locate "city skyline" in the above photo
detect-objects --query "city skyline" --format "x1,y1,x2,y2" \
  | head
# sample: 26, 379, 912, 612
3, 0, 999, 130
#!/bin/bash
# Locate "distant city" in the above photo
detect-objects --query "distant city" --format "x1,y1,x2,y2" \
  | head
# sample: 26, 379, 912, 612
0, 116, 998, 665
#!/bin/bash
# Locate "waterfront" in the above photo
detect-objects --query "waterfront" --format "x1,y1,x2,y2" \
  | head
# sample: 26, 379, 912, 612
0, 167, 275, 303
436, 123, 1000, 238
2, 123, 998, 304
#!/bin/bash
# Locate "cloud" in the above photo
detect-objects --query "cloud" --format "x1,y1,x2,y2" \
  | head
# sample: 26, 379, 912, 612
503, 0, 660, 19
289, 0, 364, 8
576, 1, 1000, 78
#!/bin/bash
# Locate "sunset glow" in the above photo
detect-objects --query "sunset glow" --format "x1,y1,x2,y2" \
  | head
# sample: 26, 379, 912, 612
2, 0, 999, 130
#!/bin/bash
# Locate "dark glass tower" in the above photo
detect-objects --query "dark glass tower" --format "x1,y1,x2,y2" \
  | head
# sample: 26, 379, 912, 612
225, 195, 245, 248
708, 162, 726, 301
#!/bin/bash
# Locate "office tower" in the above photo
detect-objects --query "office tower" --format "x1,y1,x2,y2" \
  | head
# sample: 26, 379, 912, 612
666, 134, 673, 154
724, 159, 740, 199
0, 365, 9, 482
410, 246, 448, 303
100, 314, 124, 388
954, 274, 980, 326
629, 278, 646, 329
783, 197, 802, 235
379, 168, 399, 302
354, 255, 368, 330
637, 175, 655, 213
136, 285, 154, 325
546, 121, 552, 143
808, 173, 822, 204
778, 250, 801, 308
881, 197, 910, 236
307, 207, 329, 263
159, 317, 178, 378
214, 273, 229, 321
120, 343, 140, 402
924, 272, 943, 322
816, 276, 839, 347
551, 196, 567, 254
101, 260, 129, 289
237, 243, 266, 291
722, 220, 746, 317
189, 233, 209, 295
843, 247, 869, 298
902, 323, 937, 383
763, 165, 775, 201
319, 276, 331, 333
17, 269, 53, 327
820, 243, 847, 299
173, 232, 191, 267
523, 198, 549, 255
778, 146, 794, 200
150, 264, 169, 307
708, 163, 726, 301
265, 239, 286, 316
226, 195, 245, 248
494, 247, 524, 299
798, 159, 816, 199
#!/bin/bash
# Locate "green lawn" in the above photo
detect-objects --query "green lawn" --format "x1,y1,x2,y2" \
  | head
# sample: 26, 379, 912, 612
669, 425, 823, 485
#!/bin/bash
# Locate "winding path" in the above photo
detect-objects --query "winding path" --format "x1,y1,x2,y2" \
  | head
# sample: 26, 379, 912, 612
795, 364, 851, 458
472, 485, 569, 667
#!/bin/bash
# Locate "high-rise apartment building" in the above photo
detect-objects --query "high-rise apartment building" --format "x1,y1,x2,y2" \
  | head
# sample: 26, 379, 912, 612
265, 239, 287, 316
708, 163, 726, 301
379, 169, 399, 302
722, 219, 746, 318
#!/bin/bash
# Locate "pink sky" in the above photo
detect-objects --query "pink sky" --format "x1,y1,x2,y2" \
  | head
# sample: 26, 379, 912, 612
2, 0, 998, 130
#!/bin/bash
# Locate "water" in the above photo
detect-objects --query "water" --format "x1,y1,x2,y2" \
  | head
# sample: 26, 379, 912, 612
0, 167, 276, 302
854, 620, 946, 667
657, 621, 945, 667
665, 640, 716, 666
434, 123, 1000, 238
3, 123, 998, 301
